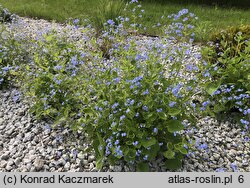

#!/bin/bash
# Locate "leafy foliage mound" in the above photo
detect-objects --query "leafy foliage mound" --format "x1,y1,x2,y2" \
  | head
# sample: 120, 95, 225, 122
202, 25, 250, 127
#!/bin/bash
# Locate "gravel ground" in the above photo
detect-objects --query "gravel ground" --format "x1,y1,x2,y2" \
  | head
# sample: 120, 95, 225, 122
0, 17, 249, 172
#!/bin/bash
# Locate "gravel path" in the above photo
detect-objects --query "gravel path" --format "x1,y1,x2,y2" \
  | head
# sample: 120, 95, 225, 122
0, 17, 249, 172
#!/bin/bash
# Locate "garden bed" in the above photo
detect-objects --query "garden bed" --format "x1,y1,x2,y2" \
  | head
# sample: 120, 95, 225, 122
0, 15, 249, 172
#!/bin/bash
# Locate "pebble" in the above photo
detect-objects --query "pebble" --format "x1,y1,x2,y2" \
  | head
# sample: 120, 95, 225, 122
0, 161, 7, 168
33, 158, 44, 170
1, 152, 10, 160
88, 155, 95, 163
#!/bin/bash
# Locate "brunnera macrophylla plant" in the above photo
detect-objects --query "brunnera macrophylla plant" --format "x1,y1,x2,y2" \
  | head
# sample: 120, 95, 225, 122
21, 29, 100, 124
201, 33, 250, 132
0, 23, 29, 89
20, 5, 209, 171
75, 11, 207, 171
3, 0, 215, 171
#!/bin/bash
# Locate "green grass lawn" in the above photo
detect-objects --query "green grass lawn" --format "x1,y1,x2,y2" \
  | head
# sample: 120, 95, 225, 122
0, 0, 249, 41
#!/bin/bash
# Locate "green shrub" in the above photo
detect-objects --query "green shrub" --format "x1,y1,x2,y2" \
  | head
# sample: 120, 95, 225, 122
0, 24, 28, 89
202, 25, 250, 126
19, 7, 205, 171
208, 25, 250, 62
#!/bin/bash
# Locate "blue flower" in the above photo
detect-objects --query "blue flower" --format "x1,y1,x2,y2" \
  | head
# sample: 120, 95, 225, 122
73, 19, 79, 25
133, 141, 139, 146
112, 102, 119, 109
215, 168, 225, 172
120, 115, 126, 121
114, 146, 123, 157
113, 77, 121, 84
54, 65, 62, 71
142, 89, 149, 95
198, 143, 208, 150
142, 105, 149, 111
143, 155, 148, 161
153, 128, 158, 133
156, 108, 162, 113
107, 19, 115, 25
240, 119, 249, 125
136, 150, 141, 157
114, 140, 119, 145
169, 101, 176, 108
202, 101, 210, 108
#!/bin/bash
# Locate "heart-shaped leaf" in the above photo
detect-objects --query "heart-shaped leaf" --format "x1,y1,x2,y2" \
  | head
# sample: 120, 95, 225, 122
163, 150, 175, 159
141, 137, 157, 148
205, 81, 221, 95
167, 120, 184, 133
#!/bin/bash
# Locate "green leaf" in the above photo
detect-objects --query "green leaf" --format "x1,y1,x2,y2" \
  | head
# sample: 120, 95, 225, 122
141, 137, 157, 148
213, 103, 225, 113
178, 147, 188, 155
137, 162, 149, 172
96, 158, 104, 169
124, 149, 137, 161
146, 113, 157, 122
158, 112, 168, 120
165, 158, 182, 170
205, 81, 221, 95
168, 108, 181, 116
167, 120, 184, 133
167, 142, 173, 150
148, 143, 160, 160
163, 150, 175, 159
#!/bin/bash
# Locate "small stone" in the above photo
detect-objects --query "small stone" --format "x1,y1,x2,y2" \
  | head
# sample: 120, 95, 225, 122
213, 153, 220, 160
112, 165, 122, 172
229, 149, 237, 157
82, 160, 88, 165
64, 162, 71, 170
14, 158, 21, 166
1, 152, 10, 160
89, 163, 94, 170
6, 165, 12, 171
226, 138, 233, 142
77, 152, 85, 160
7, 160, 14, 166
58, 146, 64, 151
57, 159, 66, 166
20, 166, 29, 172
62, 154, 69, 161
124, 166, 130, 172
202, 153, 209, 160
30, 167, 36, 172
34, 158, 44, 170
0, 161, 7, 168
242, 160, 249, 166
88, 155, 95, 163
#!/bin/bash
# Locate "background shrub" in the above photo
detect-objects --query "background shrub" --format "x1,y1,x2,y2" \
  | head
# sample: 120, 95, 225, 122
202, 25, 250, 126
